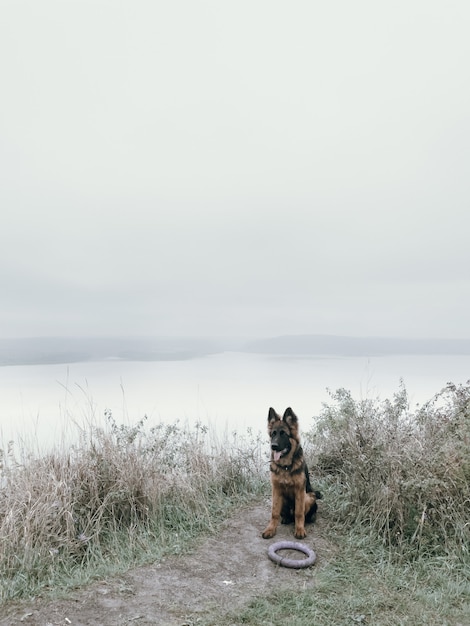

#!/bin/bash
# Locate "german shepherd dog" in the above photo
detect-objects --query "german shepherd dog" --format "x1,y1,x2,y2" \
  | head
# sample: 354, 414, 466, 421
262, 407, 320, 539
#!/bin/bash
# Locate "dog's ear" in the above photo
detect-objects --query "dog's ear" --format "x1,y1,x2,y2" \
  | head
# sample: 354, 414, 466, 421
268, 407, 280, 424
282, 407, 298, 427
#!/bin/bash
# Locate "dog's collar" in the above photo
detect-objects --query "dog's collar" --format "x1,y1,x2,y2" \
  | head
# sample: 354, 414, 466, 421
270, 460, 293, 471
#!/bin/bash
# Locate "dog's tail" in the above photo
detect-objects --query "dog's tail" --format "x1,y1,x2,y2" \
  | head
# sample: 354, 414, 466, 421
306, 472, 323, 500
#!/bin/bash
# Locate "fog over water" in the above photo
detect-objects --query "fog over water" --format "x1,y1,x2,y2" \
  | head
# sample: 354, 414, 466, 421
1, 350, 469, 451
1, 2, 469, 452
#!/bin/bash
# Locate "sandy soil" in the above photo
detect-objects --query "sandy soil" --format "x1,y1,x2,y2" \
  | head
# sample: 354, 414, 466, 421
1, 499, 334, 626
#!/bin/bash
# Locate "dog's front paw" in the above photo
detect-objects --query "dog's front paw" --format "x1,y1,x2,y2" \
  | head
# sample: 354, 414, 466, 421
262, 526, 276, 539
294, 527, 307, 539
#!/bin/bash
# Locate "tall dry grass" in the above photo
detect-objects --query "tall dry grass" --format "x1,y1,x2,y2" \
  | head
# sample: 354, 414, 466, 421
0, 415, 266, 602
2, 380, 469, 606
307, 380, 470, 559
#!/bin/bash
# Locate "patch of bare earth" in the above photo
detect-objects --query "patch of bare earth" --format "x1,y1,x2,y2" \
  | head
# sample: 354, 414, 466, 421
1, 499, 335, 626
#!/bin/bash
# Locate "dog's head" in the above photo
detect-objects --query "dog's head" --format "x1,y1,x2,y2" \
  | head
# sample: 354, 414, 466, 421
267, 407, 300, 463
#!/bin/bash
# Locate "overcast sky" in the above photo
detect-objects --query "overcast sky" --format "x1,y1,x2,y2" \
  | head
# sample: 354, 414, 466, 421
1, 0, 469, 340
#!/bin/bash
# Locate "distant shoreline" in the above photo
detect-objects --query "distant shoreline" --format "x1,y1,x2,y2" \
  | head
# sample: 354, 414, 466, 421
1, 334, 470, 367
244, 334, 470, 357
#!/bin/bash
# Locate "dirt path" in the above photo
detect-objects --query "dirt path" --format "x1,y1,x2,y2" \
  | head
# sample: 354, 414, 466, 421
1, 499, 334, 626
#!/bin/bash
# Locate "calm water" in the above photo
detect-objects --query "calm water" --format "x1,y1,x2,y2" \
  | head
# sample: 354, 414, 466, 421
1, 352, 469, 450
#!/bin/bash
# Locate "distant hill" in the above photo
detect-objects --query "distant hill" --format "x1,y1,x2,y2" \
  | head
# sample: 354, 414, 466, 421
2, 335, 470, 367
0, 337, 222, 366
243, 335, 470, 357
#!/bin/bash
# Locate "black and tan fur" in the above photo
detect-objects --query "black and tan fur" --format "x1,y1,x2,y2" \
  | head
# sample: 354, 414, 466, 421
262, 407, 320, 540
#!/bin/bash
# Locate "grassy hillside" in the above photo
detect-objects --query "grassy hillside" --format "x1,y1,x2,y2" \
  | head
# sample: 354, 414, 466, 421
1, 381, 469, 624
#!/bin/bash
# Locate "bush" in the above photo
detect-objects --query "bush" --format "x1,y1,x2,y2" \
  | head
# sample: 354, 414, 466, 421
307, 381, 470, 559
0, 415, 266, 602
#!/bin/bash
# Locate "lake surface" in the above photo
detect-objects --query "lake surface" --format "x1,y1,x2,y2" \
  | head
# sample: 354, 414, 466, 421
1, 352, 469, 450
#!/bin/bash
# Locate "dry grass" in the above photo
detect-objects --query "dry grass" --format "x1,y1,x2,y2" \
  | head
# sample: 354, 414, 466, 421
2, 379, 469, 615
306, 380, 470, 559
0, 415, 266, 602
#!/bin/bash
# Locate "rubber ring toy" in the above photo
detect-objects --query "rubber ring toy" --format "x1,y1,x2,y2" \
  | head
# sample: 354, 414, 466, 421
268, 541, 316, 569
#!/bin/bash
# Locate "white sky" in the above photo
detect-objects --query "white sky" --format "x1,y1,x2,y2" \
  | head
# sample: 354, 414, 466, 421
1, 0, 469, 339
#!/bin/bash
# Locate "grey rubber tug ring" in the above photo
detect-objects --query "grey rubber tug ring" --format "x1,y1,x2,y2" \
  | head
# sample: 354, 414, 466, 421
268, 541, 316, 569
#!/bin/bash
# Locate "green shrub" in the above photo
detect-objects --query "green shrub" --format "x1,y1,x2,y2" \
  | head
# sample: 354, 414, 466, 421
307, 381, 470, 559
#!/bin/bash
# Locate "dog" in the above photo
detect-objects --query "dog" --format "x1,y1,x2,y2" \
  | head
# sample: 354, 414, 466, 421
262, 407, 320, 539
